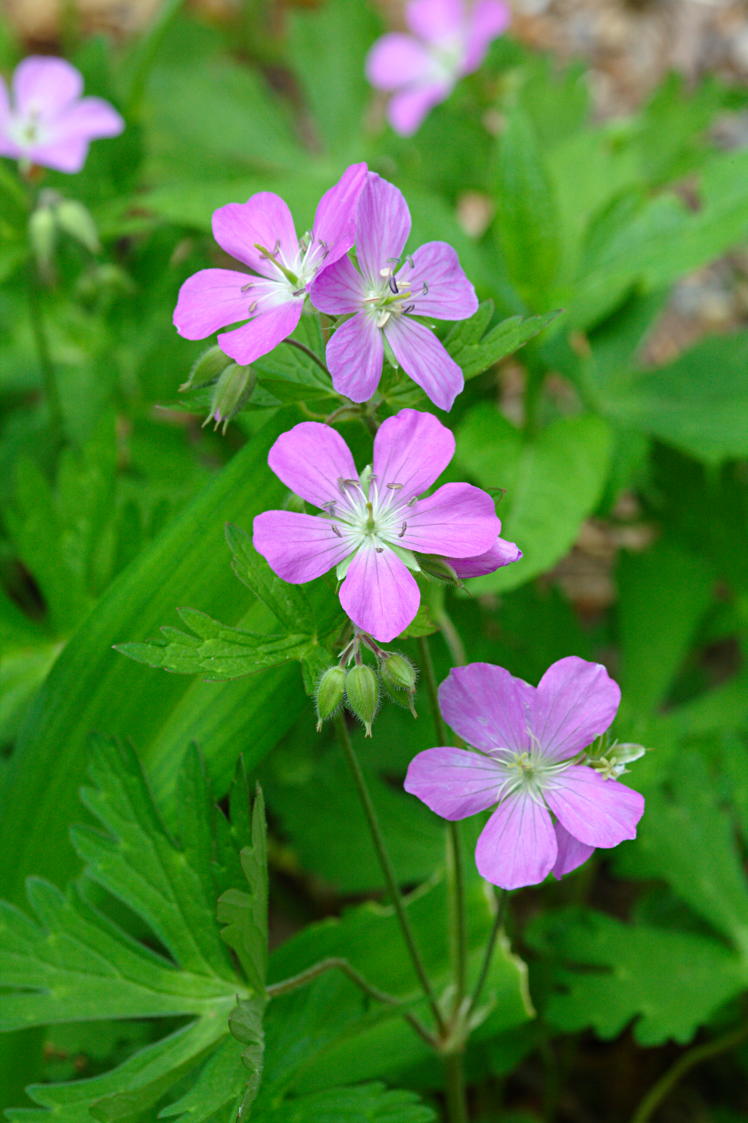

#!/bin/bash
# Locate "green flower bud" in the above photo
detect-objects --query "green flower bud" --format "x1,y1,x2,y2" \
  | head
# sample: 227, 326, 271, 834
56, 198, 100, 254
205, 363, 256, 433
315, 666, 346, 732
380, 652, 417, 716
591, 742, 648, 780
29, 205, 57, 277
180, 345, 233, 392
345, 663, 379, 737
417, 554, 460, 584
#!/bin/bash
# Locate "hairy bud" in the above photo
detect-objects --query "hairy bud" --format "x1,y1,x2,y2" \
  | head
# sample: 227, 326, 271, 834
380, 652, 417, 716
28, 204, 57, 278
180, 345, 233, 392
205, 364, 256, 433
56, 198, 100, 254
315, 666, 346, 732
345, 664, 379, 737
591, 742, 648, 780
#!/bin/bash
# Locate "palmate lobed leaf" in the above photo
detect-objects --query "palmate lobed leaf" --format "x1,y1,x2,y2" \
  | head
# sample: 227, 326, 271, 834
2, 737, 268, 1122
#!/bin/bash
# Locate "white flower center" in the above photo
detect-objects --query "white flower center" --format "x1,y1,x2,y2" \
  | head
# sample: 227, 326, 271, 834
491, 741, 574, 806
362, 259, 431, 329
324, 469, 412, 553
240, 231, 330, 315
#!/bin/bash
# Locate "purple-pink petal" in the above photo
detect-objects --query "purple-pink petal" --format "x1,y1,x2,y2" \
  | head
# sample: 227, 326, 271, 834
397, 242, 478, 320
356, 174, 411, 282
447, 535, 522, 578
366, 33, 435, 91
212, 194, 298, 278
310, 255, 366, 315
217, 300, 302, 366
388, 83, 450, 136
404, 747, 506, 820
406, 0, 462, 43
327, 313, 384, 403
173, 268, 258, 339
464, 0, 511, 70
438, 663, 534, 755
50, 97, 123, 140
252, 510, 350, 584
544, 767, 645, 849
401, 482, 499, 557
267, 421, 357, 508
372, 409, 455, 501
384, 315, 464, 411
475, 793, 557, 890
339, 546, 420, 642
551, 822, 595, 880
312, 162, 368, 266
531, 656, 621, 763
13, 55, 82, 113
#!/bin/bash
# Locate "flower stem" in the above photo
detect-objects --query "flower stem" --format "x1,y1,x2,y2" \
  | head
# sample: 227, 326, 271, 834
630, 1019, 748, 1123
334, 712, 447, 1036
418, 636, 468, 1010
268, 956, 436, 1048
466, 888, 508, 1019
282, 336, 333, 377
443, 1049, 469, 1123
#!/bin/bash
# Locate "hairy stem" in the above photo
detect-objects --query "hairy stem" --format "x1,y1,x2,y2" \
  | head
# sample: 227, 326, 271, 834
334, 712, 447, 1035
268, 956, 436, 1047
630, 1020, 748, 1123
466, 888, 508, 1018
282, 335, 333, 377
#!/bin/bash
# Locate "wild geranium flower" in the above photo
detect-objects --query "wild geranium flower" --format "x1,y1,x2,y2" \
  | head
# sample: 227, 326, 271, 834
253, 409, 511, 643
0, 56, 123, 173
405, 657, 645, 890
174, 163, 367, 367
366, 0, 510, 135
310, 173, 477, 411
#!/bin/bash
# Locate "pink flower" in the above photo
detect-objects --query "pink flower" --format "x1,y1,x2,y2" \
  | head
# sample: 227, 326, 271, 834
404, 657, 645, 890
445, 535, 522, 578
310, 173, 478, 411
253, 409, 504, 643
174, 163, 368, 367
366, 0, 510, 135
0, 56, 123, 174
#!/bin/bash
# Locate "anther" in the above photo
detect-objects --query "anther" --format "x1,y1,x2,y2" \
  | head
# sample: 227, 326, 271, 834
241, 281, 254, 292
375, 547, 384, 553
331, 525, 342, 538
386, 482, 403, 490
421, 282, 429, 295
388, 275, 399, 295
403, 303, 415, 314
247, 301, 258, 314
399, 522, 407, 537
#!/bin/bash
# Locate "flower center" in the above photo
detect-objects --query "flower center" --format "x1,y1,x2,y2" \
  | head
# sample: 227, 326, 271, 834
9, 108, 46, 149
363, 258, 429, 328
493, 744, 574, 806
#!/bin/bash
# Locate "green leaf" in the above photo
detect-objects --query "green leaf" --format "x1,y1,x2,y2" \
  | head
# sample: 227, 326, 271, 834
1, 740, 269, 1121
444, 304, 562, 380
219, 789, 268, 993
615, 754, 748, 960
115, 608, 313, 679
527, 906, 746, 1046
252, 315, 338, 406
225, 523, 317, 635
616, 537, 715, 714
254, 1083, 436, 1123
493, 106, 562, 309
602, 332, 748, 464
456, 409, 612, 591
287, 0, 380, 157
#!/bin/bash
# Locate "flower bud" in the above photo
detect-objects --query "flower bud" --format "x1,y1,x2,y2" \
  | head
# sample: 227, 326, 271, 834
180, 345, 233, 392
592, 742, 647, 780
380, 652, 417, 716
204, 364, 256, 433
416, 554, 460, 584
315, 666, 346, 732
29, 204, 57, 277
345, 664, 379, 737
56, 198, 100, 254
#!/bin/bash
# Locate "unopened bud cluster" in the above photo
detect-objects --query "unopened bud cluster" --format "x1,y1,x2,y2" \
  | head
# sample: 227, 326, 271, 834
315, 636, 418, 737
180, 345, 256, 433
585, 735, 648, 779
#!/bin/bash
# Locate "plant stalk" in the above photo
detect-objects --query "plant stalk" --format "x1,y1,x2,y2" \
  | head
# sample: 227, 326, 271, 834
467, 888, 508, 1018
334, 712, 447, 1035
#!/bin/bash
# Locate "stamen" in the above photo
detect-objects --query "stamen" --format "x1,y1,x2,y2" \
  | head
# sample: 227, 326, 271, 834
421, 282, 429, 295
376, 310, 391, 328
247, 301, 258, 314
331, 525, 342, 538
388, 275, 399, 295
386, 482, 403, 490
399, 522, 407, 537
240, 281, 254, 293
403, 303, 415, 314
375, 547, 384, 553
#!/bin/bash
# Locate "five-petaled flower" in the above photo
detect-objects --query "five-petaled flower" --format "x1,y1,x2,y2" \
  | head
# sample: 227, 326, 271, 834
174, 163, 367, 367
253, 409, 519, 643
0, 56, 123, 174
310, 173, 477, 411
404, 657, 645, 890
366, 0, 510, 136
